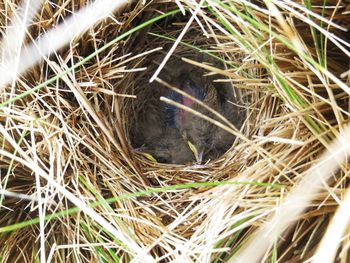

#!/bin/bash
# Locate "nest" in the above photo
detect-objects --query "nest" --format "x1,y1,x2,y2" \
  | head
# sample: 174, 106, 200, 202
0, 0, 349, 262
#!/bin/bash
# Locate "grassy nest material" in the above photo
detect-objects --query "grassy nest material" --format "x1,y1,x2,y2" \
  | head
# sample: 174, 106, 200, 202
0, 0, 349, 262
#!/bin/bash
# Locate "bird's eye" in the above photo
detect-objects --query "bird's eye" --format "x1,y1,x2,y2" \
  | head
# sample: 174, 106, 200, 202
166, 91, 183, 103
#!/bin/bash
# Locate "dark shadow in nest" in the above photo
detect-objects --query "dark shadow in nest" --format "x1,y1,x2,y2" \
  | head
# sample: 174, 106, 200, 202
129, 53, 245, 164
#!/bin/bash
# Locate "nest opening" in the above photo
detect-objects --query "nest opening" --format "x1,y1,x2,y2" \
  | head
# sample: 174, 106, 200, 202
120, 12, 247, 165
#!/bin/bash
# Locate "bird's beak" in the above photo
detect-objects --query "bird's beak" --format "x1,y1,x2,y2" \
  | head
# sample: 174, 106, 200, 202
186, 140, 203, 163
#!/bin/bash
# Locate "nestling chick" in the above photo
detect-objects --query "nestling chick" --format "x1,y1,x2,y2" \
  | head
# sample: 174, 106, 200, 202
131, 62, 244, 164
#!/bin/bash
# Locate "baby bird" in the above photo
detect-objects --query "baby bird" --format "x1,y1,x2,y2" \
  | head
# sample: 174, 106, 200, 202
163, 74, 219, 161
132, 64, 243, 164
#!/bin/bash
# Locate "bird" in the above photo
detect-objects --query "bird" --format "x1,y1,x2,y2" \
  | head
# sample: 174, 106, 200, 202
132, 61, 243, 164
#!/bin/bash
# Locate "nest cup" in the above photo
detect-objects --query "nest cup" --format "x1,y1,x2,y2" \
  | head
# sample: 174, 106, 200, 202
122, 12, 248, 165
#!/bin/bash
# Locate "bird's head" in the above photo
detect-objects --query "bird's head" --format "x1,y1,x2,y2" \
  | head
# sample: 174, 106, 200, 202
164, 77, 208, 128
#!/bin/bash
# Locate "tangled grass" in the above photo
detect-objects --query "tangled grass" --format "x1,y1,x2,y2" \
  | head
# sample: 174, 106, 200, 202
0, 0, 349, 262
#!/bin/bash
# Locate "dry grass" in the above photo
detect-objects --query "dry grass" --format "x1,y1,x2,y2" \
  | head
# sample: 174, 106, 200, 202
0, 0, 349, 262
